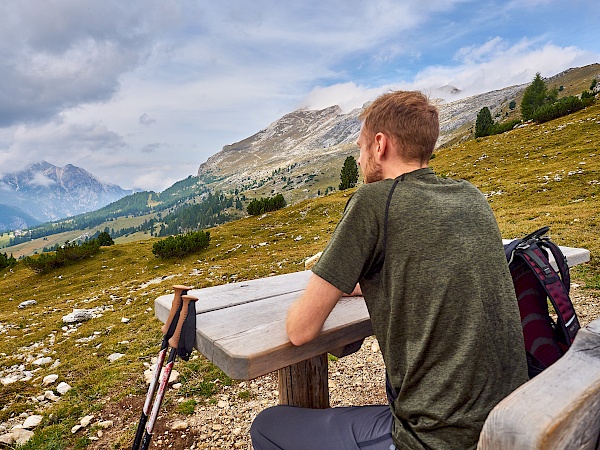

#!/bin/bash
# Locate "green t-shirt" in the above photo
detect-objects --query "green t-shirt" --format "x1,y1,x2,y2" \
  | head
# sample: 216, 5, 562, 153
313, 168, 528, 450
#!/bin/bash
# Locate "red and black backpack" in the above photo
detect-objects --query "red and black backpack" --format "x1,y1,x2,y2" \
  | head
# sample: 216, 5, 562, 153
504, 227, 580, 378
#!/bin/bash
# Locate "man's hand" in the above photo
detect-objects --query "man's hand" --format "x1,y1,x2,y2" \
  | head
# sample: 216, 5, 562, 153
286, 274, 344, 346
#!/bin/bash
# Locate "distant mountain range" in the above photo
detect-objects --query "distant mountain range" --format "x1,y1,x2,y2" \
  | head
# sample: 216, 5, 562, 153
0, 161, 132, 230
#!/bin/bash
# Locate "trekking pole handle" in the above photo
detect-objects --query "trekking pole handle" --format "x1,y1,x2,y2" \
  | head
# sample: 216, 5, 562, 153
168, 295, 198, 349
160, 285, 191, 336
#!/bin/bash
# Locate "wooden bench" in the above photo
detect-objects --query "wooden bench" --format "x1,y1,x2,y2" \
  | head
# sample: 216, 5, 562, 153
478, 317, 600, 449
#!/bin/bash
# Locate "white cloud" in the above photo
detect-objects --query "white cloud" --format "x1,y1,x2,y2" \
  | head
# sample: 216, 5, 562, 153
30, 172, 56, 187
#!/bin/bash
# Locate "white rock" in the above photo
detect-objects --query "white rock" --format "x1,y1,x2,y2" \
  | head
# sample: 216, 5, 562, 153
0, 432, 14, 445
62, 309, 94, 324
56, 382, 72, 395
107, 353, 125, 362
121, 317, 130, 323
96, 420, 113, 429
32, 357, 52, 366
22, 415, 43, 429
371, 341, 380, 353
71, 424, 82, 434
44, 390, 60, 402
43, 374, 59, 385
18, 300, 37, 309
217, 400, 228, 408
80, 415, 94, 427
144, 367, 179, 384
170, 420, 188, 431
12, 428, 34, 445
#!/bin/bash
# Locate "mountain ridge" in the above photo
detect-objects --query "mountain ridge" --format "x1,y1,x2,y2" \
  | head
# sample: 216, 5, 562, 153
0, 161, 133, 226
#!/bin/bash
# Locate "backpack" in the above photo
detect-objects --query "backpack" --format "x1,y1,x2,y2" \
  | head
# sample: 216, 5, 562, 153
504, 226, 580, 378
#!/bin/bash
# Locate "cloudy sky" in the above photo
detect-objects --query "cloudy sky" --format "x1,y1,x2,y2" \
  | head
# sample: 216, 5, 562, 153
0, 0, 598, 192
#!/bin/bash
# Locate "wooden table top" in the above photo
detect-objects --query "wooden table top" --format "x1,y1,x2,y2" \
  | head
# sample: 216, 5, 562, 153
155, 270, 372, 380
155, 243, 590, 381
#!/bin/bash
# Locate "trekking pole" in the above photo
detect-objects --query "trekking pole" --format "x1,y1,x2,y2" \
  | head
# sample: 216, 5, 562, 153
131, 285, 191, 450
139, 294, 198, 450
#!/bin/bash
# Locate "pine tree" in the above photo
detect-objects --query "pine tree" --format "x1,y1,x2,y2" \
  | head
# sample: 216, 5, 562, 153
339, 156, 359, 190
521, 73, 558, 121
475, 107, 494, 137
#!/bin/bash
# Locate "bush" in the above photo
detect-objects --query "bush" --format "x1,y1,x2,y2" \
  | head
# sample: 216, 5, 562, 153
23, 240, 101, 274
97, 231, 114, 246
152, 230, 211, 258
532, 96, 585, 123
246, 194, 286, 216
490, 119, 522, 135
0, 252, 17, 270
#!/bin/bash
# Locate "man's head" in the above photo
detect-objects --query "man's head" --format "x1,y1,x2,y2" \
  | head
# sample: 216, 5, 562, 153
357, 91, 439, 182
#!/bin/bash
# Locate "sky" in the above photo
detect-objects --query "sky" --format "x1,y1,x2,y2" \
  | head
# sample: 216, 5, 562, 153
0, 0, 599, 192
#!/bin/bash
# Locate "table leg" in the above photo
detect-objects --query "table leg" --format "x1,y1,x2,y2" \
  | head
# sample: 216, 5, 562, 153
277, 353, 329, 408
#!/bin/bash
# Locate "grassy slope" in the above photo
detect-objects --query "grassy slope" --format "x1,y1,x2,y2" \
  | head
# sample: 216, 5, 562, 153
0, 102, 599, 449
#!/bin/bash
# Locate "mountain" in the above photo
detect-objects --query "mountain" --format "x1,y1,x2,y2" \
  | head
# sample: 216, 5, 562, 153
197, 64, 600, 200
0, 161, 133, 224
0, 204, 41, 232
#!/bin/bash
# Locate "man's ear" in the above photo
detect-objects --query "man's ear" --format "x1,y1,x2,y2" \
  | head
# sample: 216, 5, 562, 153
374, 133, 388, 160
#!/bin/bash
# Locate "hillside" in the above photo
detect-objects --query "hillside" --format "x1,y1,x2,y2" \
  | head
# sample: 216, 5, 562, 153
0, 99, 599, 448
2, 64, 598, 260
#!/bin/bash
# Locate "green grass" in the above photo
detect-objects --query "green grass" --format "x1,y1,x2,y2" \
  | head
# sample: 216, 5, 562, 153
1, 101, 599, 447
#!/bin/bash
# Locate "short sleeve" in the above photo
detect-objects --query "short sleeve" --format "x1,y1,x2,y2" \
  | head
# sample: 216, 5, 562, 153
312, 187, 384, 294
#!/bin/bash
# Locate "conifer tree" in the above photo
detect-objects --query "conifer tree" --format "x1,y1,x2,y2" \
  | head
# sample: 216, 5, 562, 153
475, 107, 494, 137
520, 73, 558, 121
339, 156, 359, 190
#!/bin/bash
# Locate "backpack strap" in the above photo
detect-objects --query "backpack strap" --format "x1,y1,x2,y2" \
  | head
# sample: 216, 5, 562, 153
539, 239, 571, 294
517, 242, 580, 344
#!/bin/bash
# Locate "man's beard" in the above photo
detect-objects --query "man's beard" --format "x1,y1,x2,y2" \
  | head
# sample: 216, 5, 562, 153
363, 151, 383, 184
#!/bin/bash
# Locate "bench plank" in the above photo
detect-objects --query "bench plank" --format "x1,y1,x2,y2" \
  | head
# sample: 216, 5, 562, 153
478, 318, 600, 449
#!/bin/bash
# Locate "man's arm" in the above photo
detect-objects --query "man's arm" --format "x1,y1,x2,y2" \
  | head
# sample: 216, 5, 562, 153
286, 273, 344, 346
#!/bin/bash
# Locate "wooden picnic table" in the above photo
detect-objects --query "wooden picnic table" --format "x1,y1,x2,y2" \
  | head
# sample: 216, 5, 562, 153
155, 242, 590, 411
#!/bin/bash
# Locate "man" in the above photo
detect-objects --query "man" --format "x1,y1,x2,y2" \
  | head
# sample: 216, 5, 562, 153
251, 91, 528, 449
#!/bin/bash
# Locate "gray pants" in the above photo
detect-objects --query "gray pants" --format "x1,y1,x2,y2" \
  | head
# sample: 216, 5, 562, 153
250, 403, 396, 450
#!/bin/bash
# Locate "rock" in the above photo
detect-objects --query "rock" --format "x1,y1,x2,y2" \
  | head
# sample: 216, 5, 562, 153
71, 424, 82, 434
43, 374, 59, 385
56, 382, 71, 395
217, 400, 228, 408
96, 420, 113, 429
107, 353, 125, 362
44, 390, 60, 402
32, 357, 52, 366
62, 309, 94, 324
80, 415, 94, 427
12, 428, 34, 445
121, 317, 130, 323
144, 368, 179, 384
18, 300, 37, 309
170, 420, 188, 431
22, 415, 43, 429
0, 433, 14, 445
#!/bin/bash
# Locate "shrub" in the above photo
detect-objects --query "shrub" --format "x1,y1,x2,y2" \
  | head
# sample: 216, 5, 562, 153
97, 231, 114, 246
0, 252, 17, 270
532, 96, 585, 123
246, 194, 286, 216
152, 230, 211, 258
23, 240, 101, 274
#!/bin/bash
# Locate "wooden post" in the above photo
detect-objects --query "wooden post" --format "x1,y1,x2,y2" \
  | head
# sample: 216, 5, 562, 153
278, 353, 329, 408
